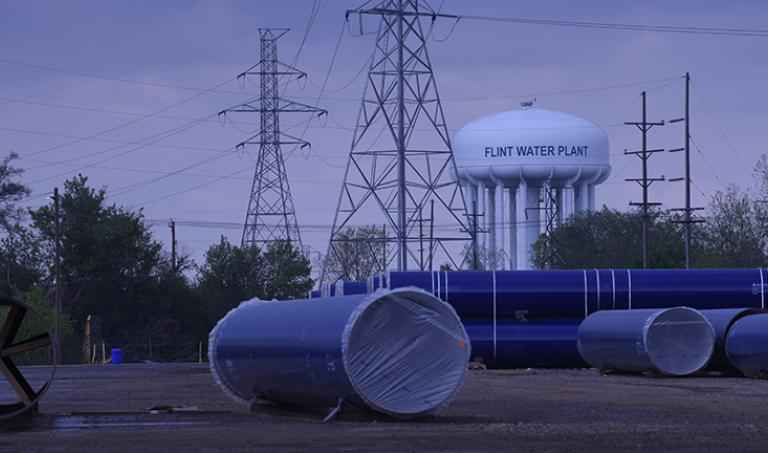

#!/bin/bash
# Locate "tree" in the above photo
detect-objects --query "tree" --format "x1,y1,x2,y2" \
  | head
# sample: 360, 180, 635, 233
0, 152, 30, 233
696, 186, 765, 267
30, 175, 165, 359
532, 208, 685, 269
197, 238, 312, 323
0, 224, 47, 297
322, 225, 387, 283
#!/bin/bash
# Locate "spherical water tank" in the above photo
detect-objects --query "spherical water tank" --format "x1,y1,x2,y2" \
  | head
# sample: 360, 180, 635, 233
453, 109, 610, 187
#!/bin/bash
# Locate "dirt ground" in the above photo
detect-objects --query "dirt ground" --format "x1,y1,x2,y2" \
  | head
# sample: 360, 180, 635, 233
1, 363, 767, 452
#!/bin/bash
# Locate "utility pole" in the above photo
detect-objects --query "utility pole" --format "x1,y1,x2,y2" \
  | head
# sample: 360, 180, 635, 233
324, 0, 473, 280
168, 219, 177, 273
668, 72, 704, 268
625, 91, 665, 268
53, 187, 62, 365
464, 200, 483, 270
218, 29, 326, 250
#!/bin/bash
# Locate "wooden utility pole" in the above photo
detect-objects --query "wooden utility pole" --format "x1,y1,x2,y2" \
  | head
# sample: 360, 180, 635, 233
669, 73, 705, 268
169, 219, 177, 272
625, 92, 665, 268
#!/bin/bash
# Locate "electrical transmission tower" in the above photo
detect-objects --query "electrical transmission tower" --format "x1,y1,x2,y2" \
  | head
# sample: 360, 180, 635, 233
624, 91, 665, 268
325, 0, 473, 276
219, 28, 326, 250
668, 72, 704, 268
540, 185, 562, 268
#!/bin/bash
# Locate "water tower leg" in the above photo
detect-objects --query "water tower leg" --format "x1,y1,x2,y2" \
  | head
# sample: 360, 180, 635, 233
487, 185, 497, 270
516, 182, 528, 270
555, 187, 564, 225
587, 185, 596, 211
508, 186, 517, 270
499, 186, 506, 270
574, 182, 589, 213
524, 186, 541, 269
479, 183, 487, 260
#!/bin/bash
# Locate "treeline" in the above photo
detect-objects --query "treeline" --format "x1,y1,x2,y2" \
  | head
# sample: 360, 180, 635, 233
0, 156, 312, 363
532, 156, 768, 269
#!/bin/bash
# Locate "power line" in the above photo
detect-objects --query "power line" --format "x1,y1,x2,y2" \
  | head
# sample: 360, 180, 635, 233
286, 19, 348, 160
452, 14, 768, 37
22, 77, 238, 159
25, 111, 223, 189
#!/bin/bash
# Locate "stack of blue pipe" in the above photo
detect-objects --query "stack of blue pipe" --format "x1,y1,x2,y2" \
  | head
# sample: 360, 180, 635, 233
315, 269, 768, 369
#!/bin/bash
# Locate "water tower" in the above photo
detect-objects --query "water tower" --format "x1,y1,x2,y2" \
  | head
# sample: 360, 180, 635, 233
454, 108, 611, 270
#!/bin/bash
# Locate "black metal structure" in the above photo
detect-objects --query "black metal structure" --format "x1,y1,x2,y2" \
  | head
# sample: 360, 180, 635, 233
325, 0, 472, 278
219, 28, 326, 250
0, 296, 55, 420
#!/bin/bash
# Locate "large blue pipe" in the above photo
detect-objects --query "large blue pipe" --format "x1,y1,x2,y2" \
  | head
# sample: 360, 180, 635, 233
464, 320, 584, 368
725, 313, 768, 378
209, 287, 471, 417
374, 269, 767, 320
357, 269, 767, 368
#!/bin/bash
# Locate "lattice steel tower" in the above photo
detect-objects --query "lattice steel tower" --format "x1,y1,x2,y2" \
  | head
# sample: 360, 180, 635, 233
326, 0, 472, 273
219, 28, 326, 249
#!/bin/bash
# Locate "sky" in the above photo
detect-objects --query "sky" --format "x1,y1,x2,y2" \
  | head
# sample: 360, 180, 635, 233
1, 0, 767, 272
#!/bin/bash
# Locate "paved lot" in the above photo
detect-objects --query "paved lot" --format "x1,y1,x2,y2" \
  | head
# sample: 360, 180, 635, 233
1, 363, 767, 452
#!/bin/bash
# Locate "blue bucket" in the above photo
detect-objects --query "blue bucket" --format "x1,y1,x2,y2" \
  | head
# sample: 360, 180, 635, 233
111, 348, 123, 364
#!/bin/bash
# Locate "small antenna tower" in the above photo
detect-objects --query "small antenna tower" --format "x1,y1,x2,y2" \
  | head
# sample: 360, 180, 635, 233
219, 29, 326, 250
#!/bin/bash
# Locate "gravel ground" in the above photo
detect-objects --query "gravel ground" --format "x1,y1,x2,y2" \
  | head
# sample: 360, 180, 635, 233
1, 363, 767, 452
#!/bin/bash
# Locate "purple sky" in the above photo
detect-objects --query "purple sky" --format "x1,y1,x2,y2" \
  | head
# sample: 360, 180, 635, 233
1, 1, 766, 270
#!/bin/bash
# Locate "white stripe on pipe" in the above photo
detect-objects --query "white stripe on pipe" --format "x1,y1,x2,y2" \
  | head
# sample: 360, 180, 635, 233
436, 270, 441, 300
760, 268, 765, 309
431, 270, 435, 296
611, 269, 616, 310
492, 270, 497, 360
594, 269, 600, 312
583, 270, 588, 318
445, 271, 449, 303
627, 269, 633, 310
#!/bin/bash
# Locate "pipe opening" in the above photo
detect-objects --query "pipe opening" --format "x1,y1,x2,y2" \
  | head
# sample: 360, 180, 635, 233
343, 288, 470, 417
645, 308, 715, 376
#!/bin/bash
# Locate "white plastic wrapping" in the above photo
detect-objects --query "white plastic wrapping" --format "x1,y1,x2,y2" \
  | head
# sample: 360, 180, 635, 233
209, 287, 470, 417
577, 307, 716, 376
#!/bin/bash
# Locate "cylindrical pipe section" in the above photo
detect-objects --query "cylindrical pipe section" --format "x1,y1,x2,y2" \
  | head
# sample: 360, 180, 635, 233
464, 320, 585, 368
726, 313, 768, 378
587, 184, 596, 211
577, 307, 715, 376
209, 287, 471, 417
699, 308, 763, 371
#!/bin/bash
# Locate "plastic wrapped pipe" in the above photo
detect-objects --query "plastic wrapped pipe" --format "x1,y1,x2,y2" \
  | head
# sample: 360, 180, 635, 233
577, 307, 716, 376
699, 308, 763, 371
209, 287, 471, 418
373, 269, 768, 320
726, 313, 768, 378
